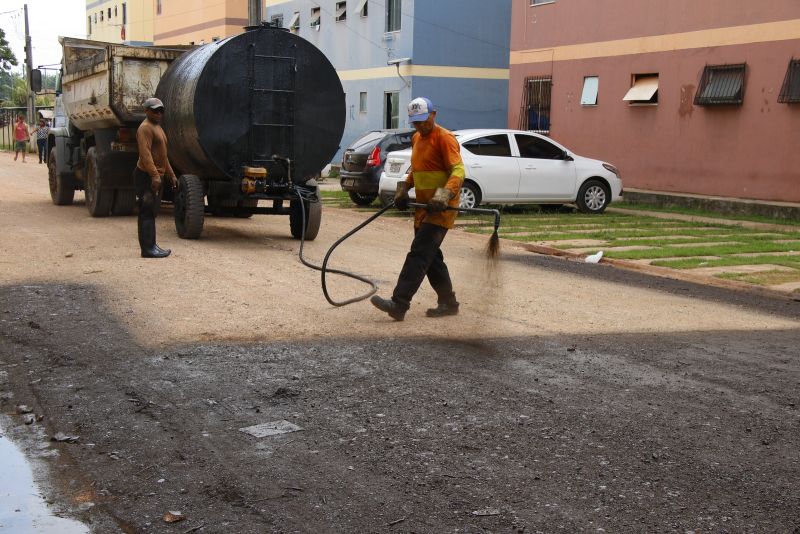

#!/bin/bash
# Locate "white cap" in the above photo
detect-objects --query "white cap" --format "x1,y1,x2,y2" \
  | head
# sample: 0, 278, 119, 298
408, 97, 435, 122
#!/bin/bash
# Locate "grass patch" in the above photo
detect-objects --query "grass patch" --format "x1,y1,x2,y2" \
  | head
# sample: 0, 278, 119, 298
616, 201, 800, 227
715, 269, 800, 287
606, 241, 800, 260
652, 255, 800, 270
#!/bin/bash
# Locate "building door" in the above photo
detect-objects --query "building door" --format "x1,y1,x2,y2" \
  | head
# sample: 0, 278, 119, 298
384, 92, 399, 128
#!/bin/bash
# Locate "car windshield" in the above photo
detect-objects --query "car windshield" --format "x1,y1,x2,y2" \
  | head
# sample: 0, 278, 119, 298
349, 131, 387, 152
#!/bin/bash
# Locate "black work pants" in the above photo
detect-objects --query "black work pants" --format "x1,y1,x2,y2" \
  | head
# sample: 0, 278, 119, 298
392, 223, 456, 310
134, 168, 160, 251
37, 139, 46, 162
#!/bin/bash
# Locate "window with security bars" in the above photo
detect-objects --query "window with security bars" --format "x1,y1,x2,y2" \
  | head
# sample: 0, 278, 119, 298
694, 63, 746, 106
518, 76, 552, 134
778, 59, 800, 103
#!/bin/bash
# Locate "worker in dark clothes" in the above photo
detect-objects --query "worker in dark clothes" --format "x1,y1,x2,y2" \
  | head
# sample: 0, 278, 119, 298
135, 97, 177, 258
370, 97, 465, 321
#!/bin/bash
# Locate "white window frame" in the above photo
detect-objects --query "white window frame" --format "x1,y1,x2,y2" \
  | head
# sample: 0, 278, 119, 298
385, 0, 400, 32
289, 11, 300, 33
310, 7, 321, 30
581, 76, 599, 106
355, 0, 368, 17
359, 92, 368, 113
335, 1, 347, 22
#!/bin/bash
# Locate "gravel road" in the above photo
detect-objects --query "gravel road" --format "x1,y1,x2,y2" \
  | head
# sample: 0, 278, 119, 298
1, 156, 799, 533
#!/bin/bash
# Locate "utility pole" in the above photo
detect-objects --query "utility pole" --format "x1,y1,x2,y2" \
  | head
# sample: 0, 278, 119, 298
248, 0, 263, 26
24, 4, 36, 123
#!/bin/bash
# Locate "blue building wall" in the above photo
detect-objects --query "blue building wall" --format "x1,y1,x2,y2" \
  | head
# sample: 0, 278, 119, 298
264, 0, 510, 164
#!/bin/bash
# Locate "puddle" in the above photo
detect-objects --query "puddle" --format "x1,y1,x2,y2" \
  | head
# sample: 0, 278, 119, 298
0, 421, 89, 534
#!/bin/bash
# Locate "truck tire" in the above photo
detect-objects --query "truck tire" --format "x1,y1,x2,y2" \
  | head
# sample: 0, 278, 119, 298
290, 190, 322, 241
175, 174, 205, 239
85, 147, 113, 217
113, 189, 136, 216
48, 147, 75, 206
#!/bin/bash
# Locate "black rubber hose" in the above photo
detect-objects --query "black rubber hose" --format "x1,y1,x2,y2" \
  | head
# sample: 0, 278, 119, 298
294, 186, 394, 306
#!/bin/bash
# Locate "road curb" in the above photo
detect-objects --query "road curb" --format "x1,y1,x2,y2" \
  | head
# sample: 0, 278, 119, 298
510, 240, 800, 302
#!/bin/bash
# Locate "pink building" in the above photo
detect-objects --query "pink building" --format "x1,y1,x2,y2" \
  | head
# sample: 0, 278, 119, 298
509, 1, 800, 203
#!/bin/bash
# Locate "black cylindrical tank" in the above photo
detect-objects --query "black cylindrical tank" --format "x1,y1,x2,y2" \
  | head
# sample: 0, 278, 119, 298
156, 25, 345, 183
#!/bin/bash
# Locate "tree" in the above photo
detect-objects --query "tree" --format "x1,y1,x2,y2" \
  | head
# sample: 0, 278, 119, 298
0, 28, 18, 75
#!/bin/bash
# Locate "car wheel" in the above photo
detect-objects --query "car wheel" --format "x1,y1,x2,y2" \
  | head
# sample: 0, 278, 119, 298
576, 179, 610, 214
459, 181, 481, 209
348, 191, 377, 206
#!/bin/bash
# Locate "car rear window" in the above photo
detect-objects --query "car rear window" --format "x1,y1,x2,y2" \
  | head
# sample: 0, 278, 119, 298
462, 134, 512, 157
348, 131, 386, 152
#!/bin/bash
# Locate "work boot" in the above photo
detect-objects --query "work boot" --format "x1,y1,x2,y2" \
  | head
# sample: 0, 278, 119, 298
141, 246, 171, 258
370, 295, 407, 321
426, 301, 459, 318
138, 213, 170, 258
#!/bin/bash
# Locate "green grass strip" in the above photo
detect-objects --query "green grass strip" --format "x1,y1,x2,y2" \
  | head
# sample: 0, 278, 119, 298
616, 201, 800, 227
651, 255, 800, 269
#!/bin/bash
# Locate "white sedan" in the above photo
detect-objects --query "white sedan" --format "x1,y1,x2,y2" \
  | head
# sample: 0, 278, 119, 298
378, 129, 623, 213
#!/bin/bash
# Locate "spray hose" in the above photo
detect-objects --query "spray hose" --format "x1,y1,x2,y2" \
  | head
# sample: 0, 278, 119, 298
294, 187, 500, 308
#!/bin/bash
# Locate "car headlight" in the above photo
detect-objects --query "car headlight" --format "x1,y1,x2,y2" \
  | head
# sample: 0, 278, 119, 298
602, 163, 621, 178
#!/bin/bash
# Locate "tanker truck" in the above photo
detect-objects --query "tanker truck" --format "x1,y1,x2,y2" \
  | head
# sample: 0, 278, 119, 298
46, 24, 346, 240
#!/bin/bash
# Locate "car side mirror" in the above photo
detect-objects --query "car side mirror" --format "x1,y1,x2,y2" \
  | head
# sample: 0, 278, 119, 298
561, 150, 574, 161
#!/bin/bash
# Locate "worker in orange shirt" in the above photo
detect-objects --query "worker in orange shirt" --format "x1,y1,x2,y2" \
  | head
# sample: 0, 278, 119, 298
371, 97, 465, 321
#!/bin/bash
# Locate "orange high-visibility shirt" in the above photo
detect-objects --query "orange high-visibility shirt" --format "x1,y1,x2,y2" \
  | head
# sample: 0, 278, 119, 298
405, 125, 465, 229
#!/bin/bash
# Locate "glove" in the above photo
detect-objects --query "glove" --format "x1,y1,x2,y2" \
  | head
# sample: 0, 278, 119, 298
394, 182, 410, 210
150, 176, 162, 195
427, 187, 453, 212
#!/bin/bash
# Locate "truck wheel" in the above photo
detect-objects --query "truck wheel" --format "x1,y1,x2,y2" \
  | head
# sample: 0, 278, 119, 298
85, 147, 113, 217
48, 147, 75, 205
290, 190, 322, 241
113, 189, 136, 216
175, 174, 205, 239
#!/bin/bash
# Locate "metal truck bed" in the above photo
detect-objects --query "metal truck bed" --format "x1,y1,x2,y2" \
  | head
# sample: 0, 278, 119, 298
60, 37, 188, 130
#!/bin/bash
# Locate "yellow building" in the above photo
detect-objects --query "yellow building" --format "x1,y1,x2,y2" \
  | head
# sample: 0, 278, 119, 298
85, 0, 154, 44
153, 0, 249, 45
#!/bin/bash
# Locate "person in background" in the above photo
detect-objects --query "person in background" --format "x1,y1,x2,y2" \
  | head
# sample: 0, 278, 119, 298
32, 118, 49, 164
134, 97, 177, 258
370, 97, 465, 321
13, 115, 29, 163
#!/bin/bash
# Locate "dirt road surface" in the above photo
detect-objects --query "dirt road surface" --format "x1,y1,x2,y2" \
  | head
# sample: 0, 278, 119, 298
1, 155, 799, 533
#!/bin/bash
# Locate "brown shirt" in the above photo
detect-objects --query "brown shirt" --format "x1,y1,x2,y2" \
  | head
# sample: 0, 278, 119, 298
136, 119, 176, 180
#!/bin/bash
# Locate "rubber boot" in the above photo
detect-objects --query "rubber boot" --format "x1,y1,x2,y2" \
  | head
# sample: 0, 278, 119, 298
370, 295, 407, 321
138, 215, 171, 258
426, 296, 459, 318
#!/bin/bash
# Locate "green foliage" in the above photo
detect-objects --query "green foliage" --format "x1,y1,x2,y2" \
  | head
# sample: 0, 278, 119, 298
0, 28, 18, 74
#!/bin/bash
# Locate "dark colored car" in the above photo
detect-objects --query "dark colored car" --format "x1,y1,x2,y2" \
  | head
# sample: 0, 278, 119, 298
340, 128, 414, 205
